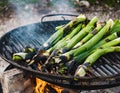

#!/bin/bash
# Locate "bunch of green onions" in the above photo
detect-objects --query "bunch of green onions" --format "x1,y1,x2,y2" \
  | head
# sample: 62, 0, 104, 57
12, 15, 120, 77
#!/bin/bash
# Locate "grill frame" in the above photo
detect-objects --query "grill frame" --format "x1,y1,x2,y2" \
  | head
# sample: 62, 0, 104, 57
0, 16, 120, 90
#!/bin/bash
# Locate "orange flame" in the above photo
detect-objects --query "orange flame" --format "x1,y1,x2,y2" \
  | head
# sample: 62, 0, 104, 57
35, 78, 64, 93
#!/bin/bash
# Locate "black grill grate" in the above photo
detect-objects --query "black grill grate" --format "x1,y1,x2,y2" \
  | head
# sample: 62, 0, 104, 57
0, 20, 120, 90
92, 53, 120, 77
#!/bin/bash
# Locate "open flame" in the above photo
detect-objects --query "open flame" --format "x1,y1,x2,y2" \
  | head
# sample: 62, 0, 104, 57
35, 78, 64, 93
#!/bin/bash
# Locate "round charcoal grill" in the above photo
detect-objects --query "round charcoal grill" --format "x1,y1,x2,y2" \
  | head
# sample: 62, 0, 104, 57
0, 14, 120, 90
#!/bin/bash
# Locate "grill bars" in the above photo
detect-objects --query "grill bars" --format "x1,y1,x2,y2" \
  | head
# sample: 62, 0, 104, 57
0, 21, 120, 90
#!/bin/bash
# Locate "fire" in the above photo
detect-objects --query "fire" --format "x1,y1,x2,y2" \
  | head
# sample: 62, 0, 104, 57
35, 62, 64, 93
35, 78, 64, 93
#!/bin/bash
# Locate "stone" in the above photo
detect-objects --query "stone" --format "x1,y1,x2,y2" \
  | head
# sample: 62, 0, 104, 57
0, 58, 10, 80
1, 68, 34, 93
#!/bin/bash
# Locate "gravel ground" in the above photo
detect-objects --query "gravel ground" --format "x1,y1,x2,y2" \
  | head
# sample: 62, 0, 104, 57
0, 0, 120, 93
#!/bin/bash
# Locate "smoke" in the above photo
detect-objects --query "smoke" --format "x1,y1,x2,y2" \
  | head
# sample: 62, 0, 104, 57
1, 0, 78, 44
7, 0, 77, 29
9, 0, 77, 21
8, 0, 40, 25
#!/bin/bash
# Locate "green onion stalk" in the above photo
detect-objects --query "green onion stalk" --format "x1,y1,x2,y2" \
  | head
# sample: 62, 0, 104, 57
12, 47, 36, 61
64, 33, 119, 73
12, 52, 35, 61
60, 19, 114, 62
73, 22, 103, 49
41, 23, 84, 59
60, 16, 98, 53
47, 23, 83, 53
74, 33, 119, 62
65, 33, 118, 71
110, 20, 120, 34
74, 46, 120, 77
55, 25, 64, 31
42, 14, 86, 49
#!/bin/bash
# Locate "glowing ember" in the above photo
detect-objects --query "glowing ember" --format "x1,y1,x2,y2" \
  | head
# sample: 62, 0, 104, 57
35, 78, 64, 93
